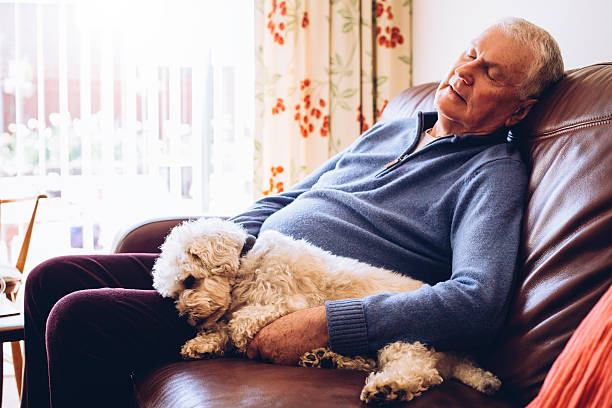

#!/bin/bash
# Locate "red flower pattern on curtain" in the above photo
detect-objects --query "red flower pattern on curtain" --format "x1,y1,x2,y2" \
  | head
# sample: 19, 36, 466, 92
254, 0, 412, 197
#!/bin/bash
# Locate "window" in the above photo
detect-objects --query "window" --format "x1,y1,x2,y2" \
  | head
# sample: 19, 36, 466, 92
0, 1, 254, 269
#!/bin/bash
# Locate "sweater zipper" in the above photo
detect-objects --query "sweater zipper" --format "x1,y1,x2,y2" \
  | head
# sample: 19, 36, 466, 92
384, 153, 410, 170
375, 153, 410, 178
375, 134, 452, 178
375, 112, 427, 178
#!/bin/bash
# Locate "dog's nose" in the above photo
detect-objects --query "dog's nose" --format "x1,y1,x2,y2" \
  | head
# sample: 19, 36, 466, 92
183, 275, 196, 289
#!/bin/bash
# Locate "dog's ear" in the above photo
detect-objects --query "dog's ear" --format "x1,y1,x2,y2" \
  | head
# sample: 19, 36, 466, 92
185, 231, 243, 278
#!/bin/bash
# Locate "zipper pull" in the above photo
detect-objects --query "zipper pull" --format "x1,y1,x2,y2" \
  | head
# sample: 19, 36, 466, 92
384, 153, 410, 169
384, 158, 400, 168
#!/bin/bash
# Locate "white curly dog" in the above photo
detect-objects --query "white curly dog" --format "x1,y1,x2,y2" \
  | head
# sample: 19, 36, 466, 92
152, 217, 501, 404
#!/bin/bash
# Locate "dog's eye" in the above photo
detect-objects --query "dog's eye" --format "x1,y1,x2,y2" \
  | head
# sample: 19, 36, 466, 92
183, 275, 196, 289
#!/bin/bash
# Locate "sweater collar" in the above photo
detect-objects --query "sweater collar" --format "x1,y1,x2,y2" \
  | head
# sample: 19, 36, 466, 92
419, 111, 509, 146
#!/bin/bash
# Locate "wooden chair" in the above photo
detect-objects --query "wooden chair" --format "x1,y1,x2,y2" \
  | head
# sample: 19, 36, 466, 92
0, 194, 46, 399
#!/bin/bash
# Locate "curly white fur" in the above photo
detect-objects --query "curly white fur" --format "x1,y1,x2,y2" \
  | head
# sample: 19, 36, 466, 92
152, 218, 501, 404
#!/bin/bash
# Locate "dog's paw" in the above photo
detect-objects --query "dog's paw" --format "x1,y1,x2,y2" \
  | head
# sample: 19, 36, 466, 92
360, 370, 433, 404
448, 355, 502, 395
473, 370, 501, 395
299, 348, 338, 369
299, 348, 377, 372
228, 307, 281, 353
227, 320, 254, 354
180, 337, 225, 360
360, 382, 411, 405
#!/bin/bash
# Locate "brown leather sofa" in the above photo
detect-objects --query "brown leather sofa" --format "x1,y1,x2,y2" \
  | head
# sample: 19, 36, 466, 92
113, 63, 612, 407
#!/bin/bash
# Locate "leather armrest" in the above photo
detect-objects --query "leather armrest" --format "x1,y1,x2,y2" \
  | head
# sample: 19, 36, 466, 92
111, 216, 205, 254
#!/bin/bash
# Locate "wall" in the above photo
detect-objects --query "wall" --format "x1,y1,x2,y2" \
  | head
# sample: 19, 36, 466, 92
412, 0, 612, 84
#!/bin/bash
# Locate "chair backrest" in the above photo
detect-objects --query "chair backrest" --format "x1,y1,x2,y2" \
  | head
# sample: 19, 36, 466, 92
380, 63, 612, 404
0, 194, 47, 273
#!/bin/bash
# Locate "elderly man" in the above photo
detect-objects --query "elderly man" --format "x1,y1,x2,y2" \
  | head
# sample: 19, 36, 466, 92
243, 17, 564, 364
23, 17, 563, 408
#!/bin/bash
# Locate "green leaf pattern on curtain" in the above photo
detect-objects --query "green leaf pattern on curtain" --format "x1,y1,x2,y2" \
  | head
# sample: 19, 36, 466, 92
254, 0, 412, 197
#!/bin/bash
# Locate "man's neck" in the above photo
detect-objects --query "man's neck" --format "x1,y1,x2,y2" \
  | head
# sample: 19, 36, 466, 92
430, 119, 499, 138
430, 120, 461, 138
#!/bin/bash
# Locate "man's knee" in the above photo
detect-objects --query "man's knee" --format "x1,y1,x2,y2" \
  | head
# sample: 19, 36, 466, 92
25, 256, 78, 302
47, 291, 90, 337
46, 290, 109, 350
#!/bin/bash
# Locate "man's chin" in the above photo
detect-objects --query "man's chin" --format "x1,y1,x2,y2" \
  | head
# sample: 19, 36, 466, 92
433, 104, 470, 132
436, 95, 467, 119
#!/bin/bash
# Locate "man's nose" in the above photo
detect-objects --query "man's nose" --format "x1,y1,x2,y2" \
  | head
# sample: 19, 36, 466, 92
454, 62, 475, 86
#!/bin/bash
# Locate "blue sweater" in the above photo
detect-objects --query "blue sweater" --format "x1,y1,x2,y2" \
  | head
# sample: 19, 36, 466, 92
229, 112, 527, 355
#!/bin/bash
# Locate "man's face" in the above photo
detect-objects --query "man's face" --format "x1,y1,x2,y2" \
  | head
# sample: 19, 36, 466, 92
434, 26, 536, 135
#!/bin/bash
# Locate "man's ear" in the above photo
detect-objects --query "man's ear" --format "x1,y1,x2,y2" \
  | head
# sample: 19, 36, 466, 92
505, 98, 538, 128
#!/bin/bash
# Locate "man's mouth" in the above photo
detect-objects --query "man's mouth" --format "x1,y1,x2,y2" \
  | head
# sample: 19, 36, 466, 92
450, 85, 466, 103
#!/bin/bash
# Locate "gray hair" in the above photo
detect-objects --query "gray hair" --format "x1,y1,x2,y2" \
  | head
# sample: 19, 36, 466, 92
495, 17, 564, 99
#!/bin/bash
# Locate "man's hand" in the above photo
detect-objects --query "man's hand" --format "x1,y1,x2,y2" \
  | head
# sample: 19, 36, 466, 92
246, 305, 329, 365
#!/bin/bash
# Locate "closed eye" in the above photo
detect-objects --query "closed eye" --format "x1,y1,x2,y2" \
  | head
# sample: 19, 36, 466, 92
465, 47, 477, 60
487, 68, 505, 83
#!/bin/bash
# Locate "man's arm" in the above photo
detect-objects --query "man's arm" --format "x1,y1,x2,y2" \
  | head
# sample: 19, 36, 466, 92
246, 306, 328, 365
325, 158, 528, 355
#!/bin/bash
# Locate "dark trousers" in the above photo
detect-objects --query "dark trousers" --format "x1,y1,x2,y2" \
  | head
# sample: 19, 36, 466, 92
22, 254, 196, 408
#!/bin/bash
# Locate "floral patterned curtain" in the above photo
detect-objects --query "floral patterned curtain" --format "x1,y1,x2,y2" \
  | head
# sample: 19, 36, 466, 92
254, 0, 412, 197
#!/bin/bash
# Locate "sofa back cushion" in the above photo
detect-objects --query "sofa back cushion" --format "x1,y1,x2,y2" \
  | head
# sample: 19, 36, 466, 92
487, 63, 612, 403
381, 63, 612, 404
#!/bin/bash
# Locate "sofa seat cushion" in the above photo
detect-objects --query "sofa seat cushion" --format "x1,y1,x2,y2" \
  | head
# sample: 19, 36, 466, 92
132, 358, 519, 408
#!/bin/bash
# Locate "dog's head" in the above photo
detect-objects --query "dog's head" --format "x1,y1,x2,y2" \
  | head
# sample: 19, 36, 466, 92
175, 273, 233, 327
152, 218, 250, 327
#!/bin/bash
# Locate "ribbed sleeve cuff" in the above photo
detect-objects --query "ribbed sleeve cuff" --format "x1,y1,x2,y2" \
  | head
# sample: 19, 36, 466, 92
325, 299, 369, 356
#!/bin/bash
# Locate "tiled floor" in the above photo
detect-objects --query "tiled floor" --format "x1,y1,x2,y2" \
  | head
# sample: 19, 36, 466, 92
2, 342, 19, 408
